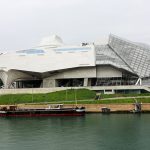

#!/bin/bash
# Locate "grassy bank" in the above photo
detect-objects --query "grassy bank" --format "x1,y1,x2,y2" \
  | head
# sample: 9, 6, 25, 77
0, 89, 95, 105
0, 89, 150, 105
64, 98, 150, 104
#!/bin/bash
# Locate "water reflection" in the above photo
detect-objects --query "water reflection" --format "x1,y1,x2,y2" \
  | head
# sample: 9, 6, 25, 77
0, 114, 150, 150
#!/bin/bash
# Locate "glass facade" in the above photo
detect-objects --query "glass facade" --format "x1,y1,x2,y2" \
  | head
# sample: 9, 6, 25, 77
90, 77, 137, 86
96, 45, 132, 73
108, 35, 150, 78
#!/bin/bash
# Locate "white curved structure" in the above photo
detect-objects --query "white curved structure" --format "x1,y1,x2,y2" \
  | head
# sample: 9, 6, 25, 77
0, 34, 150, 94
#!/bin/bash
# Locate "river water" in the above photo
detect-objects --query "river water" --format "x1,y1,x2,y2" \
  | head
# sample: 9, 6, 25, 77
0, 114, 150, 150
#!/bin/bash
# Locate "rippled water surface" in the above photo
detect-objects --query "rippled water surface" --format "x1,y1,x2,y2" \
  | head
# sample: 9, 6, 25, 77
0, 114, 150, 150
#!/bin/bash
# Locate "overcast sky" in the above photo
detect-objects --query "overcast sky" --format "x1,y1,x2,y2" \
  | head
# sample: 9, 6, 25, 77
0, 0, 150, 51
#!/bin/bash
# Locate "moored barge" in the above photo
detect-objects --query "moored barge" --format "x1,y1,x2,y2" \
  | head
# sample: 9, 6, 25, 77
0, 104, 85, 117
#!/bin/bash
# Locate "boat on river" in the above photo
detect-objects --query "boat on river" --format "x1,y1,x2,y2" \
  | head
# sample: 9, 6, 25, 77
0, 104, 85, 117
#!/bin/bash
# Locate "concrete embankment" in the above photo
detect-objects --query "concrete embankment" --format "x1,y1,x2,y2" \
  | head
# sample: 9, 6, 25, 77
76, 104, 134, 112
1, 103, 150, 113
65, 104, 150, 112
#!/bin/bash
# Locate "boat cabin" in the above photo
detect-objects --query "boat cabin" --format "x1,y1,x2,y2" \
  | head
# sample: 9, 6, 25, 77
46, 104, 63, 110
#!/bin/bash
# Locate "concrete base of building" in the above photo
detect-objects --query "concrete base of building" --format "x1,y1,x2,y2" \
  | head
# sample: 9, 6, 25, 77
0, 85, 150, 95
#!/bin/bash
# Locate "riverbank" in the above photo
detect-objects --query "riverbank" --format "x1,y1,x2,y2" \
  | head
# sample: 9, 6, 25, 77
1, 103, 150, 113
0, 89, 150, 112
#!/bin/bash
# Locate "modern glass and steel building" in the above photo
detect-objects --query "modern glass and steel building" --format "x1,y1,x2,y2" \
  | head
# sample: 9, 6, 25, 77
0, 34, 150, 93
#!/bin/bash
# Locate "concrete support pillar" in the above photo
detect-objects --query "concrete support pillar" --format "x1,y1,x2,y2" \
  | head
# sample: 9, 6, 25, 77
40, 82, 43, 88
83, 78, 88, 87
88, 78, 92, 86
16, 81, 18, 88
43, 79, 56, 88
135, 78, 142, 85
139, 78, 142, 85
55, 80, 59, 87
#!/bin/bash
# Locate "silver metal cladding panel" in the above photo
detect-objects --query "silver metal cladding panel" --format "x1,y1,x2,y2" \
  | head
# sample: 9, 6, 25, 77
108, 35, 150, 78
95, 44, 132, 73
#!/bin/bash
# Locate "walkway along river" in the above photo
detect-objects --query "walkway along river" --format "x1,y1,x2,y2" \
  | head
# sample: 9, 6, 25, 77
1, 103, 150, 113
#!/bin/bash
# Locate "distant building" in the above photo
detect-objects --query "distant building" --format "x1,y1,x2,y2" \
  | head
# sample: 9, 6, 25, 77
0, 34, 150, 93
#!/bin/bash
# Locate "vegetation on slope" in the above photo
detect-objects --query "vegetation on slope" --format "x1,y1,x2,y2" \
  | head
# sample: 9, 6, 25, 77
65, 98, 150, 104
0, 89, 96, 104
0, 89, 150, 105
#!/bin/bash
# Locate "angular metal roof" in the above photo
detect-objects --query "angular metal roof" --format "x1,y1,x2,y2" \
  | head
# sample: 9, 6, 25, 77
108, 34, 150, 78
95, 34, 150, 78
95, 44, 133, 73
